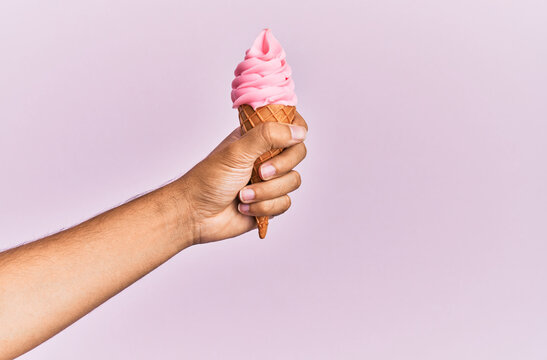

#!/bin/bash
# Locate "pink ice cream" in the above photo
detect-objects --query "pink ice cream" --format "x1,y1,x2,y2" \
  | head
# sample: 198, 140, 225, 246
231, 29, 297, 109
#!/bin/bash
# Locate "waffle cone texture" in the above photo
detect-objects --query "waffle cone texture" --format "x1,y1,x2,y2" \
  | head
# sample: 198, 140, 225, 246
238, 104, 296, 239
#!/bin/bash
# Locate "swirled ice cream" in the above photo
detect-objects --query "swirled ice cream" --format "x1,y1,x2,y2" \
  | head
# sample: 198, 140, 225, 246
231, 29, 297, 109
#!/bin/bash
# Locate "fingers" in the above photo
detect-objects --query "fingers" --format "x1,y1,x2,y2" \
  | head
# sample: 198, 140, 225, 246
238, 195, 291, 217
234, 112, 308, 220
255, 111, 307, 179
258, 143, 307, 180
232, 121, 307, 161
293, 111, 308, 130
239, 170, 301, 204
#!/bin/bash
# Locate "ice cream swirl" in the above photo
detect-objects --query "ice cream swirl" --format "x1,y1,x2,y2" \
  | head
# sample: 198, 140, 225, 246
231, 29, 297, 109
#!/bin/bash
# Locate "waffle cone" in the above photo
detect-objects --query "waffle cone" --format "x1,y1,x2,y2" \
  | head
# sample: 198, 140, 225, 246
238, 104, 296, 239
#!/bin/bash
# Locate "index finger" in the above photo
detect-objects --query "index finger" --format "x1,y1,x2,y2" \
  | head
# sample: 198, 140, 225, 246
292, 111, 308, 131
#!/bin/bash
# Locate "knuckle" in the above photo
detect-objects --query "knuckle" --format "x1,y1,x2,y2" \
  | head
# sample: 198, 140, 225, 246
255, 200, 270, 214
279, 195, 291, 214
224, 138, 255, 164
301, 143, 307, 159
268, 199, 278, 213
284, 195, 292, 209
259, 122, 276, 146
292, 171, 302, 189
224, 142, 240, 159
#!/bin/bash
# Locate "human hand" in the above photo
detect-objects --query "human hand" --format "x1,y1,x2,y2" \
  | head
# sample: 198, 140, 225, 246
179, 112, 308, 244
0, 114, 307, 358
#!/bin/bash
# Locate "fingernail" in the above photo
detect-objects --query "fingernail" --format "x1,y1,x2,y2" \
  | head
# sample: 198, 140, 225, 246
239, 188, 255, 202
260, 164, 276, 179
289, 125, 307, 141
238, 203, 250, 213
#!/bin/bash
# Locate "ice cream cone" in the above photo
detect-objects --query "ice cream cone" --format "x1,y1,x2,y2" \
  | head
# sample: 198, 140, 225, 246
232, 29, 298, 239
238, 103, 296, 238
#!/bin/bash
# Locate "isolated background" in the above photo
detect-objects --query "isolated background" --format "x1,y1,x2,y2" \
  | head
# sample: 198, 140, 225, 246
1, 0, 546, 359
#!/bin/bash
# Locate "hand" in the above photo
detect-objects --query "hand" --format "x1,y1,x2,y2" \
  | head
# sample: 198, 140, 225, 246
180, 112, 308, 244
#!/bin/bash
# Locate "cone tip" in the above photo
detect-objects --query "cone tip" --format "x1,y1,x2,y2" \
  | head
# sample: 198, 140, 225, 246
258, 224, 267, 239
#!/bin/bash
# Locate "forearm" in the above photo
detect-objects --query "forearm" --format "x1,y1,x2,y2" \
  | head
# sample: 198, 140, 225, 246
0, 179, 194, 359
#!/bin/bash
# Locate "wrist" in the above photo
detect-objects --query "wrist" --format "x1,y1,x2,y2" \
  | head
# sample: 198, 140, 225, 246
155, 177, 199, 250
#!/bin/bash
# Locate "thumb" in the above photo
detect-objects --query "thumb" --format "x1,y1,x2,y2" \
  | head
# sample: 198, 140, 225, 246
232, 122, 307, 160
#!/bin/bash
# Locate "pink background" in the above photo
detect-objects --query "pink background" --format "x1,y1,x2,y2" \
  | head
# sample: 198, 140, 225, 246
1, 0, 547, 358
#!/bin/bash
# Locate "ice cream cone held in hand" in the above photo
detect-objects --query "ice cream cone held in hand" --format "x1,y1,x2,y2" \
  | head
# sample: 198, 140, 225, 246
231, 29, 298, 239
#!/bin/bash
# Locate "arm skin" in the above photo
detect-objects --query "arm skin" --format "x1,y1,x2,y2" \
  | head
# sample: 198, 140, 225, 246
0, 113, 308, 359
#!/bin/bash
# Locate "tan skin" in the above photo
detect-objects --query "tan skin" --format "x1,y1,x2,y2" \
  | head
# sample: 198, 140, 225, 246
0, 113, 308, 359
